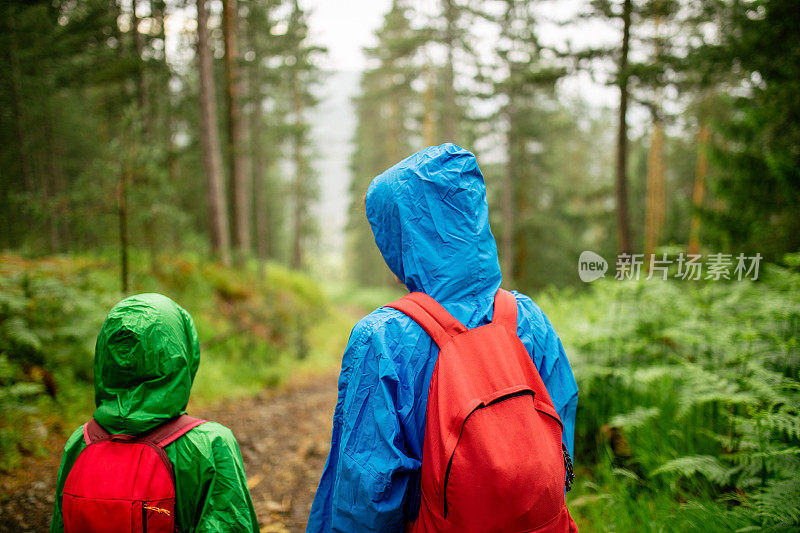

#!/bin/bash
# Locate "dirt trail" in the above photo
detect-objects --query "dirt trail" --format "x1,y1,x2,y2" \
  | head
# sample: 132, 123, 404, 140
0, 371, 339, 533
199, 371, 338, 532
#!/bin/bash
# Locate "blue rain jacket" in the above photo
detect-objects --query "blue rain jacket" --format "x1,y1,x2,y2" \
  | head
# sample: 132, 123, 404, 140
307, 143, 578, 533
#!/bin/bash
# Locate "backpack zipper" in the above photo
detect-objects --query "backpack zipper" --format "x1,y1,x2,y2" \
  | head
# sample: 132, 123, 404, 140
441, 389, 535, 519
563, 445, 575, 492
142, 502, 148, 533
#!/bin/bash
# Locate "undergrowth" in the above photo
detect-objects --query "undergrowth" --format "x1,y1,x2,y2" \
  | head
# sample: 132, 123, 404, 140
3, 251, 799, 529
539, 264, 800, 531
0, 252, 331, 470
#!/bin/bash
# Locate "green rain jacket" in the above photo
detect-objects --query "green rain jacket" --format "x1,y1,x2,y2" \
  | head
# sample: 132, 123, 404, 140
51, 293, 259, 532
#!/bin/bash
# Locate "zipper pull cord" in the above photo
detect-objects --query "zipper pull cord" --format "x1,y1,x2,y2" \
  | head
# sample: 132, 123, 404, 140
563, 445, 575, 492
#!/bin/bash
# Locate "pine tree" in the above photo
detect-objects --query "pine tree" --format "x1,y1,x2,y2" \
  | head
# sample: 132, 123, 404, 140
490, 0, 566, 285
695, 0, 800, 258
346, 0, 423, 285
279, 0, 323, 270
244, 0, 285, 269
420, 0, 485, 147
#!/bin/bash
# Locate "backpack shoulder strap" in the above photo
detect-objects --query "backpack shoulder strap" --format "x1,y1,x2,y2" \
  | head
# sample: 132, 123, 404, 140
492, 289, 519, 332
83, 418, 112, 445
385, 292, 467, 348
141, 415, 208, 448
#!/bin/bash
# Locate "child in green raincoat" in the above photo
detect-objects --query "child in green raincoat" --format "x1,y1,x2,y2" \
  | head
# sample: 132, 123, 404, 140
51, 293, 259, 532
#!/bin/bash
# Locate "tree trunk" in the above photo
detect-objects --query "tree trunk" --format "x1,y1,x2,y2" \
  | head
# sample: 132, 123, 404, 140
423, 64, 436, 146
291, 71, 305, 270
131, 0, 151, 139
153, 0, 177, 194
132, 0, 163, 269
8, 16, 33, 193
443, 0, 457, 141
197, 0, 231, 266
502, 97, 516, 283
42, 100, 63, 253
644, 16, 666, 264
119, 146, 130, 293
644, 120, 665, 260
688, 124, 709, 255
252, 112, 269, 271
499, 6, 516, 283
223, 0, 251, 261
615, 0, 633, 255
249, 52, 269, 273
513, 147, 529, 285
386, 98, 401, 164
52, 128, 71, 250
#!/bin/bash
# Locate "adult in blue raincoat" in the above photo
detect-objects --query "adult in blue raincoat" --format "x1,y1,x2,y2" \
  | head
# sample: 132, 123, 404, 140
307, 143, 578, 532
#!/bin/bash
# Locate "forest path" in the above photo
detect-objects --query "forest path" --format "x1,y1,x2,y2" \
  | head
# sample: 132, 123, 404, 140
199, 370, 338, 532
0, 370, 340, 533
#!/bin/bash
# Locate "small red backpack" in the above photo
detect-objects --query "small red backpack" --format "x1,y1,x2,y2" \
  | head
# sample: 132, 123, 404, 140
387, 289, 577, 532
62, 415, 207, 533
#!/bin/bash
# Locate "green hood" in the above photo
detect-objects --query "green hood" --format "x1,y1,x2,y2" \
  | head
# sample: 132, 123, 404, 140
93, 293, 200, 434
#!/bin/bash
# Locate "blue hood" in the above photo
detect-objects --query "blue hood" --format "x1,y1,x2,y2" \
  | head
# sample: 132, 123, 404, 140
366, 143, 502, 307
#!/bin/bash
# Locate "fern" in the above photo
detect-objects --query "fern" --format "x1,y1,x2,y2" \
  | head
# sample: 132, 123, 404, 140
653, 455, 734, 485
0, 287, 27, 316
0, 381, 44, 403
541, 267, 800, 528
761, 410, 800, 441
749, 477, 800, 526
676, 363, 759, 418
609, 406, 660, 430
630, 365, 682, 385
1, 316, 42, 352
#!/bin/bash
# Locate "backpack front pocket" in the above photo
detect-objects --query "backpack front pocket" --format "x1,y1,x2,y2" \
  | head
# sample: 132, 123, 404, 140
439, 385, 567, 531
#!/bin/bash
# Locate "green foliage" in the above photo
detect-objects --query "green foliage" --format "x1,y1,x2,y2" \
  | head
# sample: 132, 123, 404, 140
0, 253, 332, 470
697, 0, 800, 258
609, 406, 661, 431
653, 455, 732, 485
0, 256, 113, 469
539, 268, 800, 530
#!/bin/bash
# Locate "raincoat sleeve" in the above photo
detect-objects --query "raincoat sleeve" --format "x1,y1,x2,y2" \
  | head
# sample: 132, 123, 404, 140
50, 427, 87, 533
307, 317, 420, 533
516, 293, 579, 458
171, 423, 259, 533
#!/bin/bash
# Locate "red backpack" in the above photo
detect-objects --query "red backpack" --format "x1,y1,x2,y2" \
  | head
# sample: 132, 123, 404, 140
387, 289, 577, 532
62, 415, 207, 533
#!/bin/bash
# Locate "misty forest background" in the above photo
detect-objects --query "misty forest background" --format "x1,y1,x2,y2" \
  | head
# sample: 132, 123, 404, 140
1, 0, 799, 531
